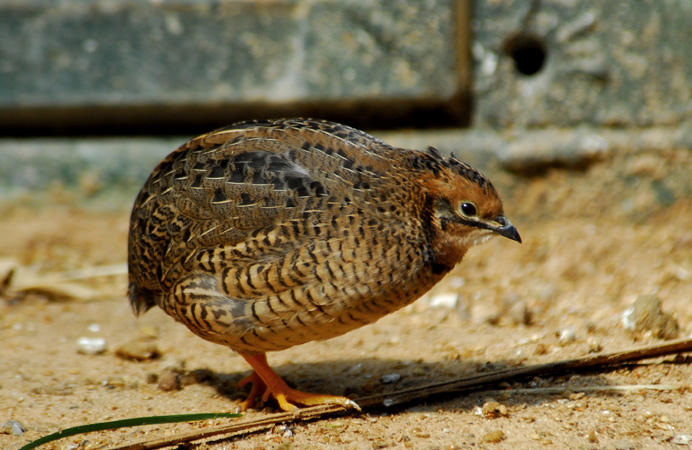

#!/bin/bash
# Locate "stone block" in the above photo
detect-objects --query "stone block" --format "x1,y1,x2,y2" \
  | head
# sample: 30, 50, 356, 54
0, 0, 469, 132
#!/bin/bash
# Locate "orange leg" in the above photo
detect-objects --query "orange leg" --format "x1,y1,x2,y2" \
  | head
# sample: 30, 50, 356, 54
236, 371, 266, 411
237, 352, 360, 412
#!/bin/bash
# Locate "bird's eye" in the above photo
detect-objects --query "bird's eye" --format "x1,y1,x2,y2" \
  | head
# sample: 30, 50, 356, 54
460, 202, 477, 217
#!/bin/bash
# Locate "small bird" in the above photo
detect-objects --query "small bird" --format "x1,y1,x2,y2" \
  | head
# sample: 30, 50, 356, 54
128, 118, 520, 411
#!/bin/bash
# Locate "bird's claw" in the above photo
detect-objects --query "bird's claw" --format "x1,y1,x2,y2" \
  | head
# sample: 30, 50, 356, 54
344, 398, 362, 411
237, 370, 360, 412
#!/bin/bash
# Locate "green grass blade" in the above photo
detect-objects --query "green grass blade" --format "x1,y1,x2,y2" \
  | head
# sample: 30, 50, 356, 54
18, 412, 240, 450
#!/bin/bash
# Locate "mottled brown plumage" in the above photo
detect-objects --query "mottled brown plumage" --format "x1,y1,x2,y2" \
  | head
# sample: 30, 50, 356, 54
128, 118, 520, 411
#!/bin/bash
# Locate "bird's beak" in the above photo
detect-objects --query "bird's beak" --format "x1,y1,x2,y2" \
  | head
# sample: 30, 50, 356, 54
493, 216, 522, 243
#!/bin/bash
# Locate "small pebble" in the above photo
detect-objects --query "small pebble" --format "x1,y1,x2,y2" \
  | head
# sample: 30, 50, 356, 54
1, 420, 26, 435
481, 400, 508, 418
428, 292, 459, 308
673, 434, 691, 445
114, 338, 161, 361
76, 337, 106, 355
587, 337, 603, 353
87, 323, 101, 333
534, 343, 549, 355
621, 295, 679, 339
587, 429, 598, 443
276, 424, 293, 438
380, 373, 401, 384
481, 430, 505, 443
103, 377, 126, 388
558, 327, 576, 345
157, 369, 180, 391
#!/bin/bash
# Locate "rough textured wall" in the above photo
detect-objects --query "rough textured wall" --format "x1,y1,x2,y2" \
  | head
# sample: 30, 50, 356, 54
0, 0, 467, 131
472, 0, 692, 128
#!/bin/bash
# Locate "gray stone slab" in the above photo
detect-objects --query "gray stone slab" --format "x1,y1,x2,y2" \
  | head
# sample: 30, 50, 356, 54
0, 0, 468, 131
0, 137, 176, 205
472, 0, 692, 128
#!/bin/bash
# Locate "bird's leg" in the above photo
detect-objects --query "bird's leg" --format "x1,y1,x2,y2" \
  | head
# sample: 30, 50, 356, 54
236, 371, 266, 411
238, 352, 361, 412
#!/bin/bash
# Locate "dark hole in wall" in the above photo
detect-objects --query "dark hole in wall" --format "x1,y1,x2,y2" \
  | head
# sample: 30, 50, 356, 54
503, 32, 547, 76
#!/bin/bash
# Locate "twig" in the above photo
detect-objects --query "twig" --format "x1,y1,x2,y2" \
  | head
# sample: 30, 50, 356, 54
367, 337, 692, 408
106, 337, 692, 450
470, 384, 685, 398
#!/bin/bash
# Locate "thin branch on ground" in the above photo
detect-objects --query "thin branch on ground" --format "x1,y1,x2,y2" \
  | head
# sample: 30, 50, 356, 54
107, 337, 692, 450
472, 384, 684, 398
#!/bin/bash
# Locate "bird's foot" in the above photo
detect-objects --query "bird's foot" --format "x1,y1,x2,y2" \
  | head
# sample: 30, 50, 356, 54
237, 371, 266, 411
236, 370, 360, 412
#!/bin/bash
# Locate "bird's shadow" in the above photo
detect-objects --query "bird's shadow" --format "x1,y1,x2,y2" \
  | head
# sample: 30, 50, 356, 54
184, 357, 624, 413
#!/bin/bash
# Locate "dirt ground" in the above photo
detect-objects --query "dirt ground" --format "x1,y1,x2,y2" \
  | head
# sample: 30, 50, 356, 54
1, 154, 691, 450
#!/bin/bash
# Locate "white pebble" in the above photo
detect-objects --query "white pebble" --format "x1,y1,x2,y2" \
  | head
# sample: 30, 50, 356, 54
88, 323, 101, 333
673, 434, 691, 445
77, 337, 106, 355
559, 327, 576, 344
621, 306, 636, 330
276, 424, 293, 438
428, 292, 459, 308
1, 420, 26, 435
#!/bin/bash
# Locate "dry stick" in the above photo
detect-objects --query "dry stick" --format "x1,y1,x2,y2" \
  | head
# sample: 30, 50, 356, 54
108, 337, 692, 450
469, 384, 683, 397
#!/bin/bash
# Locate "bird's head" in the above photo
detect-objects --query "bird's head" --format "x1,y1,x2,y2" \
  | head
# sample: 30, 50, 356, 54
415, 147, 521, 270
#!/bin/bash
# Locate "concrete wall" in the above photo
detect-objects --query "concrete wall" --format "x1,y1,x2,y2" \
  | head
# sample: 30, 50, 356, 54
471, 0, 692, 128
1, 0, 690, 212
0, 0, 469, 133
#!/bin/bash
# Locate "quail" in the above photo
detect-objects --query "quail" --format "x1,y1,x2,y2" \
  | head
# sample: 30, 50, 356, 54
128, 118, 521, 411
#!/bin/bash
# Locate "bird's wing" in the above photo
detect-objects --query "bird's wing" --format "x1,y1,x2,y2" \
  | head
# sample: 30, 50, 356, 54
128, 118, 408, 294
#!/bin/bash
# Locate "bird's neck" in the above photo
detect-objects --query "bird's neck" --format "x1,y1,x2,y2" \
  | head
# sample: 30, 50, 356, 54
430, 233, 469, 273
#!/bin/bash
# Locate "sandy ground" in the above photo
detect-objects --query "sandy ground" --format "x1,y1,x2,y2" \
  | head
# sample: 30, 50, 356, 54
1, 154, 691, 450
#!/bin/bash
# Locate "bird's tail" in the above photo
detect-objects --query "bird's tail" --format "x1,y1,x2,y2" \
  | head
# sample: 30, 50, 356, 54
128, 282, 159, 316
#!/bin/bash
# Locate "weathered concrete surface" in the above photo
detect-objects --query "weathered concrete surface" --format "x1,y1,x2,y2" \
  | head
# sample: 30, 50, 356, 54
0, 0, 468, 132
472, 0, 692, 128
0, 138, 175, 202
